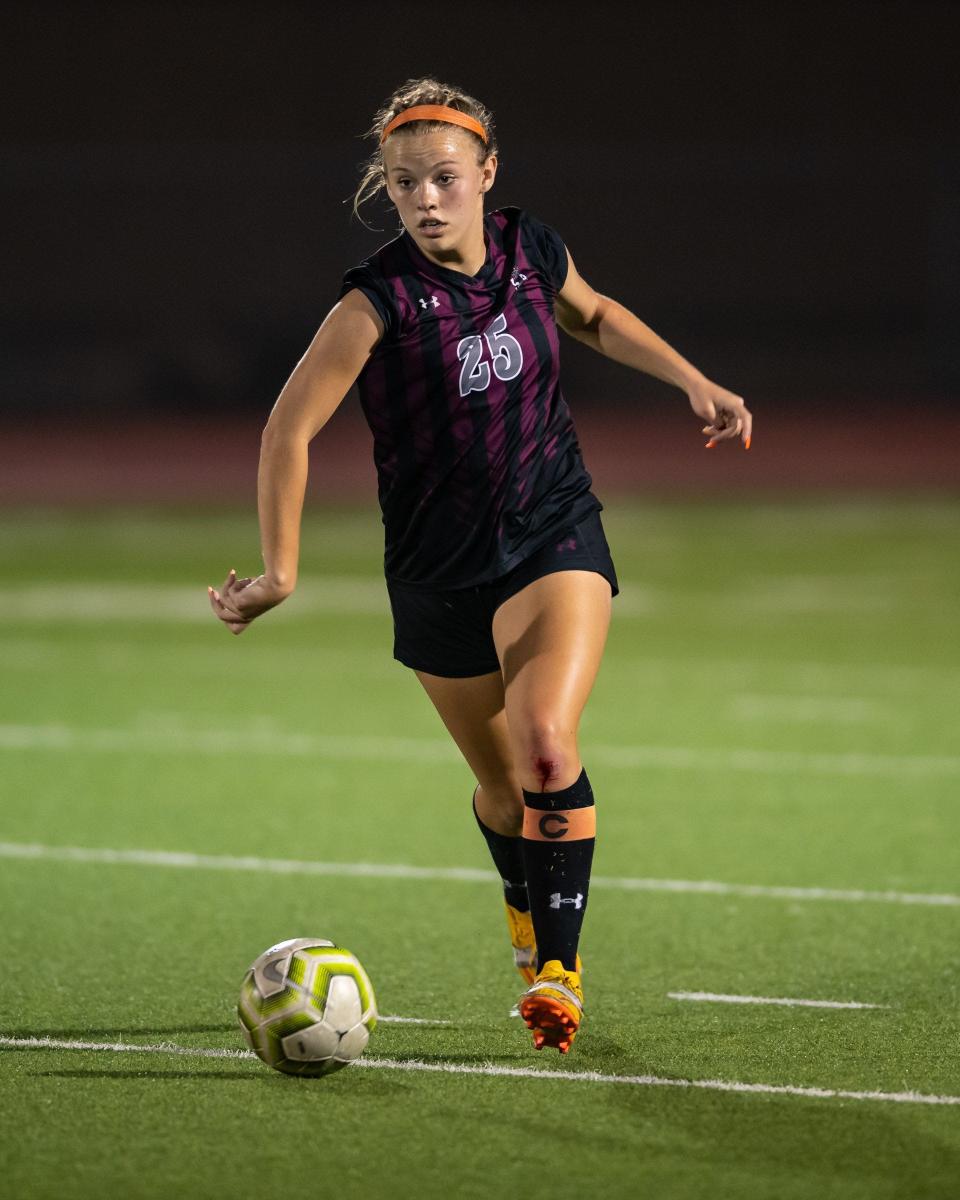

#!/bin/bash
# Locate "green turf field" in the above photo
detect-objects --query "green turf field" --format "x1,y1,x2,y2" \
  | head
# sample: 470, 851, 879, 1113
2, 497, 959, 1199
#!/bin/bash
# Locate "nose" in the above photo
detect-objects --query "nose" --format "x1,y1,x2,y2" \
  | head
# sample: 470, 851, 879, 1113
416, 182, 439, 210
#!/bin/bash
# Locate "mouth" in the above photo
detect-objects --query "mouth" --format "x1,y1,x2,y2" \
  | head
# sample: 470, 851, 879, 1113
418, 219, 447, 237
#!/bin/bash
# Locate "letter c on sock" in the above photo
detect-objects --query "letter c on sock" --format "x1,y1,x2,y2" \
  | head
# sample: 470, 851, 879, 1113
538, 813, 568, 839
523, 806, 596, 842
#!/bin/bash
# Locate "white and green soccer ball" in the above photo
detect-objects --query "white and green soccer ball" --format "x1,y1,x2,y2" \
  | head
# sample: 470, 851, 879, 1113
238, 938, 377, 1077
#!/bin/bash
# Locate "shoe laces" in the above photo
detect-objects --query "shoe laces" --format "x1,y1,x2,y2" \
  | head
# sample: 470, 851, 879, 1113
536, 960, 583, 999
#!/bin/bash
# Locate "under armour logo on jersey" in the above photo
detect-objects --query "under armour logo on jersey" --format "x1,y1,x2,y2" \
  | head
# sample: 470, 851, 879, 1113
418, 295, 441, 310
549, 892, 584, 910
556, 537, 577, 553
510, 269, 527, 290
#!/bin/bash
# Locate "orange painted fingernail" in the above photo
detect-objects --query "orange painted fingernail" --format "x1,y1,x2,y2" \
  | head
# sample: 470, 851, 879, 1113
745, 436, 752, 450
706, 440, 716, 449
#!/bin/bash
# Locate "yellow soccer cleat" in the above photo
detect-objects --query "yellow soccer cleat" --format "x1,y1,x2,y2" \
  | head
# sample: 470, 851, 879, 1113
518, 959, 584, 1054
503, 900, 537, 985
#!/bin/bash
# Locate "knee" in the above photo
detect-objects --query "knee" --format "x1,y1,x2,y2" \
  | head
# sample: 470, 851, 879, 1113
512, 716, 579, 792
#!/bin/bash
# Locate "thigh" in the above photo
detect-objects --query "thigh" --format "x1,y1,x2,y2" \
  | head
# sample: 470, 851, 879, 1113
414, 668, 519, 794
491, 570, 612, 759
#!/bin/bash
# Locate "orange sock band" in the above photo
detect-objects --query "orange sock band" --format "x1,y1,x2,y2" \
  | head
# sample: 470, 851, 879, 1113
380, 104, 488, 145
522, 806, 596, 842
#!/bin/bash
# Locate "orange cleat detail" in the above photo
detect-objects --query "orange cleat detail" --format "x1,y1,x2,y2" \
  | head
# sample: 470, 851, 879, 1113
518, 960, 584, 1053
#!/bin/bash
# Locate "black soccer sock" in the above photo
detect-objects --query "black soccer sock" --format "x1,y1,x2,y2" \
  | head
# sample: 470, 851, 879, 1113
521, 768, 595, 973
472, 790, 529, 912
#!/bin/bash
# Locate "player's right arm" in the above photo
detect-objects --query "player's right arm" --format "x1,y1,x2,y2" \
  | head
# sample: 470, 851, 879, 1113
208, 289, 383, 634
555, 250, 752, 450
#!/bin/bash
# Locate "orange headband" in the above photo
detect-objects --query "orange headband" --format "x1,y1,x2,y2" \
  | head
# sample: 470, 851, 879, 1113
380, 104, 488, 146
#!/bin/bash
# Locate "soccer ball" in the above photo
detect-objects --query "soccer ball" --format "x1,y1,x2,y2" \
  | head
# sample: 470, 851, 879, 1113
238, 938, 377, 1077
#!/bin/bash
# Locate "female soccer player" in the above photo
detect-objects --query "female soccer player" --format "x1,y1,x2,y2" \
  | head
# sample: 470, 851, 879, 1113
209, 78, 752, 1054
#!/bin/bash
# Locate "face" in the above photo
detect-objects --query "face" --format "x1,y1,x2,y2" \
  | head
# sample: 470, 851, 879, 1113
382, 128, 497, 258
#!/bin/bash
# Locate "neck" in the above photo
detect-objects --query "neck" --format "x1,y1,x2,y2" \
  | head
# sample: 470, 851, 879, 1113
418, 209, 487, 276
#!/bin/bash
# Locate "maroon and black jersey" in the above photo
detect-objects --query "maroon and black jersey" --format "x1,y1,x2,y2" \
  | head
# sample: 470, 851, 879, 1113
338, 207, 601, 588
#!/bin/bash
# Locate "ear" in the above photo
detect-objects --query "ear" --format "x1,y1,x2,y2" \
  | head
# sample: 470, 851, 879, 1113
479, 153, 498, 194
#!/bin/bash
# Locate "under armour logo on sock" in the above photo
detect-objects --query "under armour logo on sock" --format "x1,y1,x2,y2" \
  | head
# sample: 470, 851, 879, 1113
549, 892, 583, 909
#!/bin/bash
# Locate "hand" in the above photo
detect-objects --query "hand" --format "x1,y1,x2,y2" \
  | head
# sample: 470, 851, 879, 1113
687, 379, 752, 450
207, 569, 290, 635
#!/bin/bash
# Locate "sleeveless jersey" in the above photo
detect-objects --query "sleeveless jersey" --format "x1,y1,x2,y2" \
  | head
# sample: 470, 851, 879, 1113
338, 207, 600, 588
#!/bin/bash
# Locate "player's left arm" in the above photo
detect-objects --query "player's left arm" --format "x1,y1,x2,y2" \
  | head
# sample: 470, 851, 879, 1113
554, 249, 752, 449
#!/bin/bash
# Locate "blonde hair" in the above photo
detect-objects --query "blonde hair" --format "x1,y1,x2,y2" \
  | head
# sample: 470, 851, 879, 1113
352, 77, 497, 223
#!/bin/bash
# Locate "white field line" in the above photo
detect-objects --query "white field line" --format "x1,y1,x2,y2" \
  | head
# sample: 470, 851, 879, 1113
3, 581, 652, 621
1, 721, 957, 779
1, 1035, 249, 1059
730, 694, 887, 724
2, 840, 959, 909
9, 577, 916, 622
732, 576, 897, 616
1, 1036, 956, 1108
668, 992, 886, 1010
4, 580, 390, 621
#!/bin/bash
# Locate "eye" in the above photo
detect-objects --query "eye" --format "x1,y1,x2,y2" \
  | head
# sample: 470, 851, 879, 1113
437, 174, 456, 185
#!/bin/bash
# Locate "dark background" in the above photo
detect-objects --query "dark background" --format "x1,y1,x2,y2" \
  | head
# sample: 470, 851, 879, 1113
2, 0, 958, 423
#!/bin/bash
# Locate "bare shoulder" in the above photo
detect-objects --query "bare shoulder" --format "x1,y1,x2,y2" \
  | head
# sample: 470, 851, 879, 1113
554, 250, 603, 334
323, 288, 385, 345
294, 289, 385, 381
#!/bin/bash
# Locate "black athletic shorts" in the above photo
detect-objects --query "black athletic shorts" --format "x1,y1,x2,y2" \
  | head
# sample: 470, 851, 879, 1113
386, 509, 619, 678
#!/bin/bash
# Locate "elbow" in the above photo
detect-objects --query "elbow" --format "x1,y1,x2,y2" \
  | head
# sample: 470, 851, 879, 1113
584, 293, 613, 335
260, 414, 308, 452
558, 295, 610, 348
260, 419, 282, 451
560, 295, 610, 341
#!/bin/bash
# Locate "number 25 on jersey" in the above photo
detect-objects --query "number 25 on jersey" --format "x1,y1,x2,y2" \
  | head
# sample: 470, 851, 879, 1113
456, 313, 524, 397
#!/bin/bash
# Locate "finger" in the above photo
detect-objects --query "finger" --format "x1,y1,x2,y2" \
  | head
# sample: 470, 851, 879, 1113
208, 586, 237, 620
209, 587, 248, 626
713, 417, 743, 442
741, 407, 753, 449
213, 583, 245, 615
225, 572, 258, 609
215, 597, 251, 633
